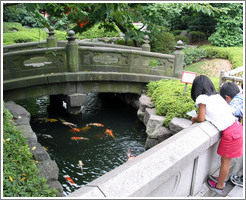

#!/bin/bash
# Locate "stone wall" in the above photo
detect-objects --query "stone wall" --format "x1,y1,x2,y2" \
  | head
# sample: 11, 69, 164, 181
4, 101, 64, 197
137, 94, 192, 150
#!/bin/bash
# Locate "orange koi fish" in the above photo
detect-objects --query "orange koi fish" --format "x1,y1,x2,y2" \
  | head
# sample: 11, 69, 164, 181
71, 137, 89, 140
105, 129, 115, 138
71, 127, 80, 132
79, 127, 91, 132
86, 123, 104, 127
127, 149, 135, 161
64, 175, 76, 186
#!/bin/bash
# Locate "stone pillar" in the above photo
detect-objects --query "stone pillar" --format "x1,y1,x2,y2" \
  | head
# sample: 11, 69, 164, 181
66, 30, 79, 72
173, 40, 185, 78
46, 26, 57, 47
141, 35, 151, 66
65, 93, 87, 115
141, 35, 151, 52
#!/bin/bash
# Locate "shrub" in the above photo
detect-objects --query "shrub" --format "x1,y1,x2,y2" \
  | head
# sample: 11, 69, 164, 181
146, 78, 220, 127
171, 30, 186, 36
3, 103, 56, 197
189, 31, 207, 44
151, 32, 175, 54
200, 45, 243, 69
147, 79, 197, 127
115, 39, 135, 47
175, 35, 189, 45
77, 23, 121, 40
183, 47, 207, 66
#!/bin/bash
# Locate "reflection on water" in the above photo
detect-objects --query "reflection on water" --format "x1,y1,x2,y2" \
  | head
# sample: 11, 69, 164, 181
16, 93, 146, 196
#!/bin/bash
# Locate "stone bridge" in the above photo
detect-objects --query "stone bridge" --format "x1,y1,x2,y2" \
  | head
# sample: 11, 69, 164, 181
3, 28, 184, 113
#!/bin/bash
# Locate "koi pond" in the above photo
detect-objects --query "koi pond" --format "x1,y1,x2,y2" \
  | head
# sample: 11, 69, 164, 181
16, 93, 147, 196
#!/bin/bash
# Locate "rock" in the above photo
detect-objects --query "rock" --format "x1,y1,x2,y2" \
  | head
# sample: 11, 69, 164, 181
157, 127, 172, 142
47, 180, 64, 197
31, 142, 51, 161
137, 109, 145, 122
143, 108, 156, 126
146, 114, 166, 138
37, 159, 59, 181
5, 101, 30, 124
169, 117, 192, 133
145, 136, 158, 150
139, 95, 154, 112
15, 124, 37, 145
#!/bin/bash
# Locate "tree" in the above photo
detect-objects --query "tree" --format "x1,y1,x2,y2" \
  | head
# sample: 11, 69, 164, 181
3, 3, 227, 46
208, 3, 243, 47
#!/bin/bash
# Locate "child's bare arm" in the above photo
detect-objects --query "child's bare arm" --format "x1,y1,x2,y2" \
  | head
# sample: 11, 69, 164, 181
191, 104, 206, 123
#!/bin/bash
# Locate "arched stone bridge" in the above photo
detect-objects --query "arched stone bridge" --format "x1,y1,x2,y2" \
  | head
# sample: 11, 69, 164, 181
3, 29, 184, 113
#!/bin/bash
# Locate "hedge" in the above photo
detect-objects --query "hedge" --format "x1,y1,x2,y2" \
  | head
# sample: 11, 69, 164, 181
3, 103, 57, 197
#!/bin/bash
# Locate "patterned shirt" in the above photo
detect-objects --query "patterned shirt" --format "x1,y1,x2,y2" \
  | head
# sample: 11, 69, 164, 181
229, 93, 243, 119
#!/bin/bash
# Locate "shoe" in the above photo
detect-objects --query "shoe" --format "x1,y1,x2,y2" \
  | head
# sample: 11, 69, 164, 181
230, 175, 243, 187
208, 175, 227, 187
206, 179, 225, 196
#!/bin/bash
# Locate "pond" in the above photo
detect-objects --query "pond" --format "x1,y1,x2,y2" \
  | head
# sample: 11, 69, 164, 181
16, 93, 147, 196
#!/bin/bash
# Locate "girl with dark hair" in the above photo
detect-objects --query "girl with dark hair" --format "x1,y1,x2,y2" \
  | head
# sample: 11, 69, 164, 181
191, 75, 243, 195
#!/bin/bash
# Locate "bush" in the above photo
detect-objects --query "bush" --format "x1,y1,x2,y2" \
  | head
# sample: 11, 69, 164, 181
146, 78, 220, 127
147, 79, 197, 127
183, 47, 207, 66
3, 103, 56, 197
175, 35, 189, 45
115, 39, 135, 47
200, 45, 243, 69
189, 31, 207, 44
171, 30, 186, 36
77, 23, 121, 40
151, 32, 175, 54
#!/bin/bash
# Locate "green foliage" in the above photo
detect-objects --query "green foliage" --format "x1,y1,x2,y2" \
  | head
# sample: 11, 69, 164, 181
151, 32, 175, 54
146, 79, 197, 127
171, 30, 186, 36
115, 39, 135, 47
200, 45, 243, 68
208, 3, 243, 47
175, 35, 189, 44
146, 77, 220, 127
3, 103, 56, 197
189, 31, 207, 44
183, 47, 207, 66
3, 4, 42, 28
77, 23, 121, 40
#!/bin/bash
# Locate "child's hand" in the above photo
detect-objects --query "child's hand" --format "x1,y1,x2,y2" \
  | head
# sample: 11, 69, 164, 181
191, 117, 197, 124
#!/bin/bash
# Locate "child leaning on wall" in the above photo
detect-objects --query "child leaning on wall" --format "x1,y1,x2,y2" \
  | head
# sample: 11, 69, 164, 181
219, 81, 244, 187
190, 75, 243, 196
220, 81, 243, 124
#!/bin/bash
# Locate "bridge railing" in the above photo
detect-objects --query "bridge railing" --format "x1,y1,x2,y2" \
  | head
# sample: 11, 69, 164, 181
3, 29, 184, 81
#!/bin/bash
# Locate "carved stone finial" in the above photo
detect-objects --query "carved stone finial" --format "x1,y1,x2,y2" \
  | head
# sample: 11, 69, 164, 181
66, 30, 78, 41
47, 26, 56, 36
143, 35, 150, 44
175, 40, 184, 50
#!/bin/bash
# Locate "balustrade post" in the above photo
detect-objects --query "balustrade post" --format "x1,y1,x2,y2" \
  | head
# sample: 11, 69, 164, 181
46, 26, 57, 47
66, 30, 79, 72
141, 35, 151, 52
173, 40, 184, 78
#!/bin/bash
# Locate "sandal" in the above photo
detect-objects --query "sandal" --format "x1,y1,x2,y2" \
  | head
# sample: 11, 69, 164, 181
208, 175, 227, 187
206, 179, 225, 195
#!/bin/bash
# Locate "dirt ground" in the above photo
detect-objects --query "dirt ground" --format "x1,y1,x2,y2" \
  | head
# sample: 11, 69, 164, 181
200, 58, 233, 77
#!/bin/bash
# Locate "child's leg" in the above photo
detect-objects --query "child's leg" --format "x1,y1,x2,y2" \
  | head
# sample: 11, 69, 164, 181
216, 156, 232, 189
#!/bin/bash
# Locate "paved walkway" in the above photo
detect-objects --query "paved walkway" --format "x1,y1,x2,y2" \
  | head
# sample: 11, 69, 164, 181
195, 169, 243, 198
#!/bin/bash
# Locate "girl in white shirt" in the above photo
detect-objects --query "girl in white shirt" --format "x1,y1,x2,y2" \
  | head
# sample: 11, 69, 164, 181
191, 75, 243, 195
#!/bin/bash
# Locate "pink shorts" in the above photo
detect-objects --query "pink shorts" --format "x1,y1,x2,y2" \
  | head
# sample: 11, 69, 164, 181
217, 121, 243, 158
